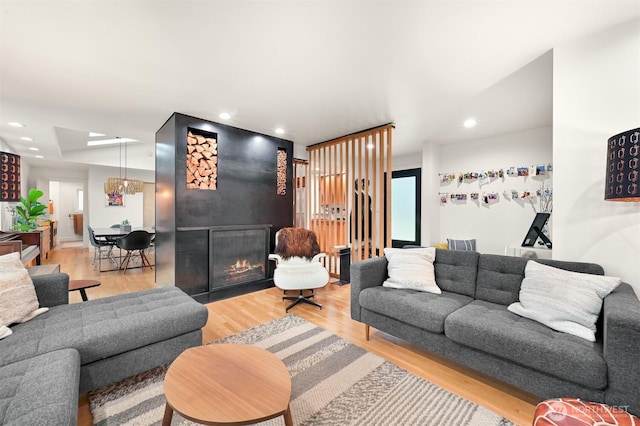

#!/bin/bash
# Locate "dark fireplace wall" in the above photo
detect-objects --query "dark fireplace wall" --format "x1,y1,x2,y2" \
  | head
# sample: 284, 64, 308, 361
155, 112, 294, 298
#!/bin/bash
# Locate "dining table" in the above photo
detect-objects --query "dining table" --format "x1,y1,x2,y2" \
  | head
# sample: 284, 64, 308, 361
91, 227, 155, 271
91, 227, 155, 238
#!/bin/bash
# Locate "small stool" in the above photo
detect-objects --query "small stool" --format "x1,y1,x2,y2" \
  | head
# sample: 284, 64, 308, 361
534, 398, 639, 425
68, 279, 101, 301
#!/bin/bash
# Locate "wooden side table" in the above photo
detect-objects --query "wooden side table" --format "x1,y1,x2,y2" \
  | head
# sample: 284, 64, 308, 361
163, 344, 293, 426
68, 279, 101, 301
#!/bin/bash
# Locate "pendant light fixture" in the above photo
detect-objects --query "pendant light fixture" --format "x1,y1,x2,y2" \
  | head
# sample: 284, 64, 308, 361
104, 137, 144, 194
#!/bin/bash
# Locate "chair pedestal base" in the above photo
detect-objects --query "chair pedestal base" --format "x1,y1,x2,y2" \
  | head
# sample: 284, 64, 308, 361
282, 290, 322, 312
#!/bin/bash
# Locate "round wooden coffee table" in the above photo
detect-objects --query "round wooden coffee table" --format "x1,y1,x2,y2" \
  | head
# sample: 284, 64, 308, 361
162, 344, 293, 426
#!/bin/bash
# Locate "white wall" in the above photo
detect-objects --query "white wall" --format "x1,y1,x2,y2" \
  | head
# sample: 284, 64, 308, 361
553, 19, 640, 298
433, 127, 553, 254
293, 142, 309, 161
392, 153, 422, 171
87, 166, 155, 235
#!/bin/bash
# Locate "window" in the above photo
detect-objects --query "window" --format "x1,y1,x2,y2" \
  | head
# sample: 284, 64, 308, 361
78, 189, 84, 211
391, 168, 421, 248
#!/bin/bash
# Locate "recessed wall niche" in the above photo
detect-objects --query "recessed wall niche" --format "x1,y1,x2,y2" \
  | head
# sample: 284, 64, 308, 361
186, 128, 218, 190
155, 113, 294, 302
277, 147, 287, 196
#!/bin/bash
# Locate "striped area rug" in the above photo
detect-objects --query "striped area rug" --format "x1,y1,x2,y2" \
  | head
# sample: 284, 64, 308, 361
89, 315, 513, 426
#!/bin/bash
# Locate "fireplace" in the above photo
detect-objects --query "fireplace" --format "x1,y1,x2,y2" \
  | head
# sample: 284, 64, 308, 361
172, 224, 273, 302
210, 226, 269, 289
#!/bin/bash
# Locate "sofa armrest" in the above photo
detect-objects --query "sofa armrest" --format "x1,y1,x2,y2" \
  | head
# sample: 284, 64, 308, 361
32, 273, 70, 307
350, 256, 388, 321
603, 282, 640, 414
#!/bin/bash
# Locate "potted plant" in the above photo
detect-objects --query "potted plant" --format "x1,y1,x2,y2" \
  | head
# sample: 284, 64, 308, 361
121, 219, 132, 233
13, 188, 47, 232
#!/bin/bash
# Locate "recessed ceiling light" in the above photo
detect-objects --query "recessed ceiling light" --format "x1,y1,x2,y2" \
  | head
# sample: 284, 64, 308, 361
89, 131, 106, 137
34, 155, 44, 159
20, 137, 33, 141
219, 112, 231, 120
28, 147, 39, 151
463, 118, 477, 128
367, 142, 374, 150
8, 122, 24, 127
87, 137, 137, 147
275, 128, 285, 135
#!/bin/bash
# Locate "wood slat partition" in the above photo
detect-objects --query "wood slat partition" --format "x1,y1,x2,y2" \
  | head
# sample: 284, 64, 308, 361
293, 159, 308, 228
305, 124, 393, 277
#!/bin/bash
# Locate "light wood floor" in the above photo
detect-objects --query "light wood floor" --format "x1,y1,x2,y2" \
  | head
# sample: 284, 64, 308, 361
45, 246, 539, 426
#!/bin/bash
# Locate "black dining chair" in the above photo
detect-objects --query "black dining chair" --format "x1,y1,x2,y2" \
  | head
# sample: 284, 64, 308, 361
115, 230, 153, 274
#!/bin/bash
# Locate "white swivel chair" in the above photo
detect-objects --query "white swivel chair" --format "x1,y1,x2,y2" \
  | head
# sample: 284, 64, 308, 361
269, 227, 329, 311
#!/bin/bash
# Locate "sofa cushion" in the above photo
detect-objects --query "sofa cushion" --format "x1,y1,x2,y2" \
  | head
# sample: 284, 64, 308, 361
475, 254, 606, 306
433, 248, 478, 297
0, 286, 208, 368
508, 261, 620, 342
475, 254, 529, 305
445, 300, 607, 389
360, 287, 473, 334
0, 348, 80, 426
383, 247, 440, 294
0, 252, 49, 334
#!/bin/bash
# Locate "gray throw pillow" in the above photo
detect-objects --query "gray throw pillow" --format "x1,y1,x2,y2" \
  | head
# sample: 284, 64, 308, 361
447, 238, 476, 251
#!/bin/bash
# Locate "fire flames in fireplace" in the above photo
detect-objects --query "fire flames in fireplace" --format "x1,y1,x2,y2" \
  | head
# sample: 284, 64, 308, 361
221, 259, 265, 284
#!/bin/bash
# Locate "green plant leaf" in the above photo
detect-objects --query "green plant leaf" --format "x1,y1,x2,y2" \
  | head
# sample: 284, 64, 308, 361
28, 188, 44, 203
14, 188, 46, 231
30, 204, 47, 215
15, 205, 28, 220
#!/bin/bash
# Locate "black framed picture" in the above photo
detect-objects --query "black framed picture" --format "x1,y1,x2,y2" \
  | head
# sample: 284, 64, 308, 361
0, 152, 21, 201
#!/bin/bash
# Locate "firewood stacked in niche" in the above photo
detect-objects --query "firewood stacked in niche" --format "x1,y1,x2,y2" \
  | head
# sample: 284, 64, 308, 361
277, 149, 287, 195
186, 131, 218, 190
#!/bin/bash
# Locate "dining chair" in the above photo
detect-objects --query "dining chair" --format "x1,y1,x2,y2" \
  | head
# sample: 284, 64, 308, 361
87, 226, 117, 269
115, 230, 153, 274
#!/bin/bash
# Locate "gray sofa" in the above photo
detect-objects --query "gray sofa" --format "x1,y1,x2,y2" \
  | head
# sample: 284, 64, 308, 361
0, 273, 209, 425
350, 249, 640, 416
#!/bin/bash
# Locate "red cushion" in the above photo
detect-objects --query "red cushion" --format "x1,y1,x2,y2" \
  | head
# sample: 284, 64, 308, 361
534, 398, 638, 425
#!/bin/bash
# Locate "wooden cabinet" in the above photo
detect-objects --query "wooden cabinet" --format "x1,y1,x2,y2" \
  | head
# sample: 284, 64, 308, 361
39, 226, 51, 260
311, 219, 346, 252
51, 220, 58, 248
1, 228, 48, 265
319, 174, 346, 205
310, 218, 346, 277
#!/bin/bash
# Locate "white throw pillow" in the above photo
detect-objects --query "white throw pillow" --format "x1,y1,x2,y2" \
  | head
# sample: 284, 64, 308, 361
0, 252, 48, 332
382, 247, 441, 294
0, 324, 12, 340
508, 261, 621, 342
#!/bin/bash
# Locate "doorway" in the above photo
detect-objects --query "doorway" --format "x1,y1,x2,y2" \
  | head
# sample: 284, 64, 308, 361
391, 168, 421, 248
49, 180, 85, 246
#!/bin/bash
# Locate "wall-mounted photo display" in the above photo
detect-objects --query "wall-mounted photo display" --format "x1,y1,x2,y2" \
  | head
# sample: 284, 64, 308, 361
1, 152, 21, 202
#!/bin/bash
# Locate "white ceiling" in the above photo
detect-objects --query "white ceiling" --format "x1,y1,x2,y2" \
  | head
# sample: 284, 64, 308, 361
1, 1, 638, 172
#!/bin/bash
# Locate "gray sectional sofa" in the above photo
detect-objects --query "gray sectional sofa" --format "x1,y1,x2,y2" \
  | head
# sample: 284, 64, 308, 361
0, 273, 209, 425
350, 249, 640, 416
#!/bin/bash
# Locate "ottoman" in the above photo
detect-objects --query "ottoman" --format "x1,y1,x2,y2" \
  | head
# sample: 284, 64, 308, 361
534, 398, 639, 425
